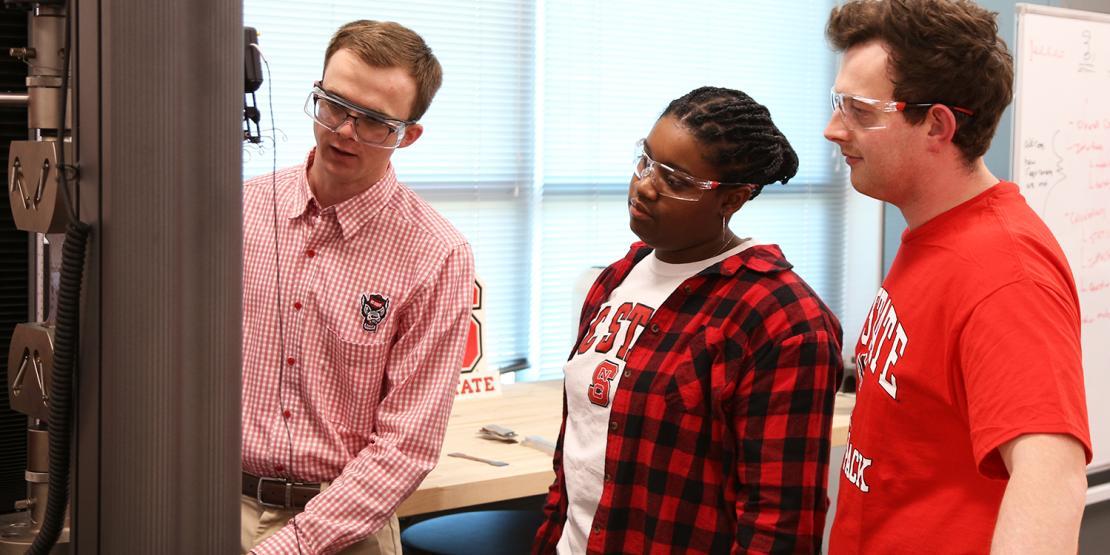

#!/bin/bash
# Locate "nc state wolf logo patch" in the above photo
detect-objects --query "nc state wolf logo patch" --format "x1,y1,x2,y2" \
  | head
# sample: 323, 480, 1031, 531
360, 293, 390, 332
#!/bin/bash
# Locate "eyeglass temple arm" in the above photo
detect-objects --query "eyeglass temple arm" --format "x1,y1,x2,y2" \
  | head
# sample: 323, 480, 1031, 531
894, 101, 975, 116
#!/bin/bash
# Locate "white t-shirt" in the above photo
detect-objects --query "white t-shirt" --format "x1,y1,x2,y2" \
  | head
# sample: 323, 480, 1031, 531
556, 239, 755, 555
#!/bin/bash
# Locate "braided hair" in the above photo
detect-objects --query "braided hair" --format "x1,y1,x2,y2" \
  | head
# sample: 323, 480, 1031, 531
662, 86, 799, 199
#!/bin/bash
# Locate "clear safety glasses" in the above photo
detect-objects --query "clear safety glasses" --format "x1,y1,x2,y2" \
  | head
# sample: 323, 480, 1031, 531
632, 139, 755, 202
305, 83, 414, 149
830, 88, 974, 131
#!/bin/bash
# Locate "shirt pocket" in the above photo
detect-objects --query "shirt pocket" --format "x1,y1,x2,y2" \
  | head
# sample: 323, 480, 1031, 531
661, 326, 732, 417
319, 328, 390, 437
664, 361, 704, 415
659, 351, 718, 459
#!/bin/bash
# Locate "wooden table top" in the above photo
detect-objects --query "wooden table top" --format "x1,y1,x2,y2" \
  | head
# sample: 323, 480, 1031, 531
397, 380, 854, 517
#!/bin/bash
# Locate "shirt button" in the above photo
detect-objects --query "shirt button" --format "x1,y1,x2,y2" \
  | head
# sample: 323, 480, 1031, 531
623, 369, 631, 378
683, 285, 692, 294
609, 420, 618, 432
604, 472, 611, 482
274, 463, 284, 472
293, 301, 303, 311
650, 323, 660, 333
286, 357, 295, 366
282, 410, 291, 419
305, 249, 316, 258
592, 525, 601, 534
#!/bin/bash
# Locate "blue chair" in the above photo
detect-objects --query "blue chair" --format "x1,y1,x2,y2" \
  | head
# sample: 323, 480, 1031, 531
400, 509, 545, 555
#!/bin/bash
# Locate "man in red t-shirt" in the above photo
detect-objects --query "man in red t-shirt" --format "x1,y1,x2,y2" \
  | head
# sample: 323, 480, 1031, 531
823, 1, 1092, 553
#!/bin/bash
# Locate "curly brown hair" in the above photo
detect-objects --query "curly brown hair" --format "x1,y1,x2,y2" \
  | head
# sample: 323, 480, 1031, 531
324, 20, 443, 121
827, 0, 1013, 163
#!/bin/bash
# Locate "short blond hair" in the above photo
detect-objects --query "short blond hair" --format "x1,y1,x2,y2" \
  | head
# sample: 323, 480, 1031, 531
324, 20, 443, 121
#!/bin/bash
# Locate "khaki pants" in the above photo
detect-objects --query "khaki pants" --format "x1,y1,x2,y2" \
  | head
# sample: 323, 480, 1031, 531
240, 492, 400, 554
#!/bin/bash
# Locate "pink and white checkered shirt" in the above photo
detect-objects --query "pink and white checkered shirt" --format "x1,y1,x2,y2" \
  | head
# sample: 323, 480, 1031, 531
242, 150, 474, 554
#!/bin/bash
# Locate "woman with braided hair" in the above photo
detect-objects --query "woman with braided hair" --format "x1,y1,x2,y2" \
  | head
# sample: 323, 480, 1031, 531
532, 86, 844, 554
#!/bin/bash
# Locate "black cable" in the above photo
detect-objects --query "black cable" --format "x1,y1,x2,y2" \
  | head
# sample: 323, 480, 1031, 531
27, 220, 88, 555
252, 43, 304, 555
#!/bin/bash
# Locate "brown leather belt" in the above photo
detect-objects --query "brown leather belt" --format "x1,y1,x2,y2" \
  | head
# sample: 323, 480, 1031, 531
242, 471, 321, 510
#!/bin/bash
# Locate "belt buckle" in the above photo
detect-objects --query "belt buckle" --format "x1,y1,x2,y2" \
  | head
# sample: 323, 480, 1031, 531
256, 476, 292, 509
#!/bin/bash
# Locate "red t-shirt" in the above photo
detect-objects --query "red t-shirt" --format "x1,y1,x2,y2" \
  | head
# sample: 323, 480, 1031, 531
830, 182, 1092, 554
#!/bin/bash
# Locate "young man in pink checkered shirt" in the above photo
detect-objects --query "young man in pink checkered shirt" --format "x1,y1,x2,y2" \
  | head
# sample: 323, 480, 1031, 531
240, 20, 474, 555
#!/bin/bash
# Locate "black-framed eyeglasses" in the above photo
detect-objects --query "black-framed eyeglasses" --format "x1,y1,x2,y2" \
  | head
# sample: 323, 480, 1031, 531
304, 82, 415, 149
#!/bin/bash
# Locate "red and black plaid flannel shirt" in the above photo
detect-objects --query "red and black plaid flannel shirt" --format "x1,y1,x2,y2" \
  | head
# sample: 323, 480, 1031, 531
533, 242, 843, 554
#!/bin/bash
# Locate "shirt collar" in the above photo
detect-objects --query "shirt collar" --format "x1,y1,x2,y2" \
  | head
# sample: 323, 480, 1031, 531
285, 148, 399, 240
282, 150, 317, 220
607, 241, 793, 285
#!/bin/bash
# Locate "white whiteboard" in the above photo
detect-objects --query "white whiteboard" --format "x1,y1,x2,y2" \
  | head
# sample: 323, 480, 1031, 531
1013, 4, 1110, 472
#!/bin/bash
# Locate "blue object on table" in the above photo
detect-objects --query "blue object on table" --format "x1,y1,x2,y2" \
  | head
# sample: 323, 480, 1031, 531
401, 510, 545, 555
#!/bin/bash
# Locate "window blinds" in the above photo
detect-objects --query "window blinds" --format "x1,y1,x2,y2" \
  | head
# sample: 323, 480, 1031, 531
243, 0, 853, 380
